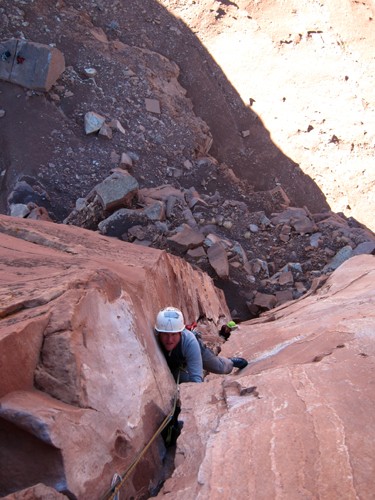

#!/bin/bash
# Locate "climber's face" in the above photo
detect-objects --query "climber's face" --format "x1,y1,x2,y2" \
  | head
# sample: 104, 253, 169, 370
158, 331, 182, 352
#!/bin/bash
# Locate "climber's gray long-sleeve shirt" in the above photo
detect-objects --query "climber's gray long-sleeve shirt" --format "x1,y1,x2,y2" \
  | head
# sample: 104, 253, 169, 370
162, 329, 233, 383
178, 329, 204, 382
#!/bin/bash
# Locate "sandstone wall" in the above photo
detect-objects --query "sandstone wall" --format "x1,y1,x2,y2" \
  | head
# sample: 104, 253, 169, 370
0, 215, 229, 498
159, 254, 375, 499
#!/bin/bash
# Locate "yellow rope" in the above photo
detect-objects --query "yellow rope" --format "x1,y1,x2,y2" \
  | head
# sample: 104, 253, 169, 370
101, 375, 180, 500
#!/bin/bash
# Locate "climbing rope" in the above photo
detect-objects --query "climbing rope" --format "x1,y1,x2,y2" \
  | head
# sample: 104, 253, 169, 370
101, 373, 180, 500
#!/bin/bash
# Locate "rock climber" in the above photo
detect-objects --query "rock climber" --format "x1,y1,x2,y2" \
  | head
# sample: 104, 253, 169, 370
155, 306, 248, 383
219, 320, 238, 341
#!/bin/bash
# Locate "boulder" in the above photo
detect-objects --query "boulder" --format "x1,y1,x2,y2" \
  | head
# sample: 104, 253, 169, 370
207, 242, 229, 279
0, 214, 229, 498
0, 39, 65, 91
2, 483, 67, 499
167, 224, 205, 253
253, 291, 277, 309
94, 171, 139, 212
324, 245, 354, 272
98, 208, 148, 237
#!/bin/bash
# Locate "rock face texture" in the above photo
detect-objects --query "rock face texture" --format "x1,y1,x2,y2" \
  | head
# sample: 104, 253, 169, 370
0, 215, 229, 498
158, 254, 375, 499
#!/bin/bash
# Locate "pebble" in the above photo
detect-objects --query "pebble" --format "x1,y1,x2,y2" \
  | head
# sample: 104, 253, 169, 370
0, 109, 5, 118
84, 67, 97, 77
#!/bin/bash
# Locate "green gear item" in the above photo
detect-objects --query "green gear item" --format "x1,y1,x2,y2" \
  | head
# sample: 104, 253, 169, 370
227, 320, 237, 329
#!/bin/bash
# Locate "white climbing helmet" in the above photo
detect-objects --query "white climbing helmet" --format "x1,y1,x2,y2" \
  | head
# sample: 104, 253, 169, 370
155, 307, 185, 333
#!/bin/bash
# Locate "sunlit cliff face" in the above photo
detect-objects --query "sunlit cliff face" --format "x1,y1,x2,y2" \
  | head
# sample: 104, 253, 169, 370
161, 0, 375, 231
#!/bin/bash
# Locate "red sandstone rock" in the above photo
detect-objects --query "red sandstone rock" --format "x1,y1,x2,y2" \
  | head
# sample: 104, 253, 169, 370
167, 224, 205, 252
2, 483, 67, 499
0, 215, 228, 498
158, 255, 375, 499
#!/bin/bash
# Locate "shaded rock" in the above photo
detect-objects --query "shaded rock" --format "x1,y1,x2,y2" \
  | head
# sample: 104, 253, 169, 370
128, 225, 146, 241
145, 98, 161, 114
27, 206, 53, 222
310, 232, 323, 247
108, 119, 126, 134
353, 241, 375, 256
9, 204, 30, 218
83, 67, 97, 78
144, 201, 165, 221
249, 224, 259, 233
295, 281, 307, 294
231, 242, 250, 269
119, 152, 133, 168
167, 224, 205, 252
207, 242, 229, 279
275, 289, 294, 305
251, 259, 269, 277
63, 195, 105, 230
204, 233, 227, 248
253, 291, 277, 309
278, 271, 294, 285
98, 123, 113, 139
279, 224, 291, 242
271, 207, 308, 225
8, 180, 50, 209
0, 39, 65, 91
84, 112, 106, 134
182, 207, 199, 229
187, 247, 207, 259
133, 239, 152, 247
2, 483, 67, 499
185, 187, 208, 209
138, 185, 185, 204
291, 216, 317, 235
98, 208, 147, 237
94, 171, 139, 212
323, 245, 354, 272
280, 262, 303, 274
166, 195, 178, 218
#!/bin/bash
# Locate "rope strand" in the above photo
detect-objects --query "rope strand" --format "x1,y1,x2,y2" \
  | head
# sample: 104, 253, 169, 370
101, 374, 180, 500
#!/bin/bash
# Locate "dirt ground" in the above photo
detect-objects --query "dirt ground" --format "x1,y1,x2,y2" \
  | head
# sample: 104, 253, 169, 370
2, 0, 373, 224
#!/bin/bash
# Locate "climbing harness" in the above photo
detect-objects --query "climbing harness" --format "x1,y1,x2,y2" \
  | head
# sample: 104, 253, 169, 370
101, 373, 180, 500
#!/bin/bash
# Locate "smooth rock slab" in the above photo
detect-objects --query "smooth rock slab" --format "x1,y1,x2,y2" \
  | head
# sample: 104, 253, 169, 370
158, 255, 375, 500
